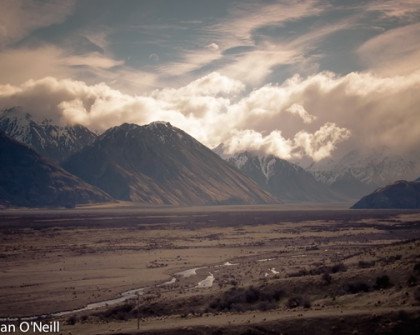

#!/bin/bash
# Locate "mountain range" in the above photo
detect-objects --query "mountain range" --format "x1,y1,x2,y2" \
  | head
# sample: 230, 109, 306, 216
223, 151, 344, 202
0, 107, 97, 162
1, 107, 418, 208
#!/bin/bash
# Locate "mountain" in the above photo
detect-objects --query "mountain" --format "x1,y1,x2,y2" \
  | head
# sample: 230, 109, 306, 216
225, 151, 344, 202
308, 148, 419, 198
351, 179, 420, 209
63, 122, 276, 206
0, 132, 111, 208
0, 107, 97, 161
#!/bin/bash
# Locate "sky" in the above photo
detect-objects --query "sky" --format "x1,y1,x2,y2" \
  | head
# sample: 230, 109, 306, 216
0, 0, 419, 163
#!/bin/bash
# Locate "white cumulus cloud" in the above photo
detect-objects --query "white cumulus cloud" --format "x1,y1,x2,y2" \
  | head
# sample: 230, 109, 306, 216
1, 70, 419, 162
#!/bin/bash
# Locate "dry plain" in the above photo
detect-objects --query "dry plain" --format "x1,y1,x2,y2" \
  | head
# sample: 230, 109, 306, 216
0, 205, 419, 334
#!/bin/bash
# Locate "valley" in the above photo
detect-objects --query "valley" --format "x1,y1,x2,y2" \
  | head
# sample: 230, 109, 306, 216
0, 206, 419, 334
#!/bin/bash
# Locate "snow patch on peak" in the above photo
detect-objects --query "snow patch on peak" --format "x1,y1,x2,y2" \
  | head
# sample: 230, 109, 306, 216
253, 154, 275, 180
259, 156, 276, 180
0, 107, 96, 161
147, 121, 172, 128
233, 153, 249, 169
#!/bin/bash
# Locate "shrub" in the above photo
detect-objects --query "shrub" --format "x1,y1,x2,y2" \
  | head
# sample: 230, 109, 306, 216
414, 288, 420, 302
286, 296, 311, 309
66, 316, 77, 325
209, 285, 285, 312
358, 260, 376, 268
374, 275, 392, 290
331, 263, 347, 273
345, 281, 370, 294
322, 272, 332, 285
289, 263, 347, 278
95, 303, 135, 320
407, 275, 417, 287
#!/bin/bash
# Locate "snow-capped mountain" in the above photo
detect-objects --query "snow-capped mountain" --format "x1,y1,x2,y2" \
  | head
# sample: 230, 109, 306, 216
63, 122, 276, 206
0, 107, 97, 161
224, 151, 344, 202
308, 148, 419, 198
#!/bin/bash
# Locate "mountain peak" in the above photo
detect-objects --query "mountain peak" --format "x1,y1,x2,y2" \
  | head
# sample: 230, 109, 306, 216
63, 124, 275, 206
223, 150, 342, 202
147, 121, 172, 128
0, 107, 97, 162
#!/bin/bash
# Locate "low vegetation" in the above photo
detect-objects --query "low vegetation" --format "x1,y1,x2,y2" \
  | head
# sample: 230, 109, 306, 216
209, 285, 286, 312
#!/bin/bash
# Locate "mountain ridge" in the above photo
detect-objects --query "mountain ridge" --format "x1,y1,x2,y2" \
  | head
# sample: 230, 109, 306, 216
0, 107, 97, 161
63, 122, 276, 206
223, 150, 345, 202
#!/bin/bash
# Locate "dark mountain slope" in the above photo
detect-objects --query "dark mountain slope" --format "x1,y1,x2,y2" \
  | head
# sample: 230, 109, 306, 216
63, 122, 276, 206
351, 179, 420, 209
0, 132, 111, 208
226, 151, 345, 202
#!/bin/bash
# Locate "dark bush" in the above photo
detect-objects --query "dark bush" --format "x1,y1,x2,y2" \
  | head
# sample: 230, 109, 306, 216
415, 288, 420, 302
331, 263, 347, 273
95, 303, 135, 321
66, 316, 77, 325
345, 281, 370, 294
209, 285, 285, 312
286, 296, 311, 309
288, 269, 309, 277
381, 255, 402, 265
407, 275, 417, 287
374, 275, 392, 290
358, 260, 375, 268
289, 263, 347, 277
322, 272, 332, 285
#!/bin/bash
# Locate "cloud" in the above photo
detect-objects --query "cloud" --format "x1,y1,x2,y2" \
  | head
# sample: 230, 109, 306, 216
357, 23, 420, 76
222, 123, 349, 161
63, 52, 124, 69
0, 45, 158, 93
157, 0, 329, 85
211, 0, 326, 48
219, 43, 300, 84
286, 104, 316, 124
366, 0, 420, 20
0, 46, 70, 84
148, 53, 160, 63
158, 46, 221, 79
1, 70, 419, 162
0, 0, 75, 47
222, 129, 294, 159
294, 123, 350, 161
158, 72, 245, 97
207, 43, 219, 51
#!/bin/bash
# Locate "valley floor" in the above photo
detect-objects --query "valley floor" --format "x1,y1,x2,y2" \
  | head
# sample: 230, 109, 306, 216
0, 206, 419, 334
